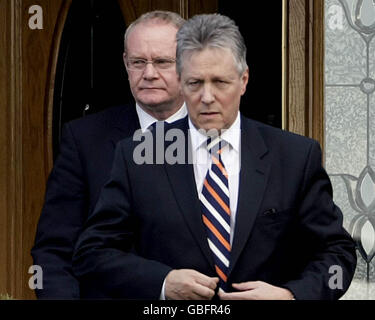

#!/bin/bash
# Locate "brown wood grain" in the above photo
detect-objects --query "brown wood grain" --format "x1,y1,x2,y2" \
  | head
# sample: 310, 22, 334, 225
0, 0, 69, 300
286, 0, 308, 137
285, 0, 324, 152
117, 0, 140, 26
0, 0, 24, 300
117, 0, 182, 26
311, 0, 325, 153
0, 0, 12, 298
22, 0, 69, 300
188, 0, 217, 16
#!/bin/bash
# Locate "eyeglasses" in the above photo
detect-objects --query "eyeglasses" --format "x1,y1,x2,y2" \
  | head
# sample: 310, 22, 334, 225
126, 58, 176, 71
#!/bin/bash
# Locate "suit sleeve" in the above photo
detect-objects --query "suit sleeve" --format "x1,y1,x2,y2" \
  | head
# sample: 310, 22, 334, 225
31, 123, 86, 299
282, 141, 357, 300
72, 140, 172, 299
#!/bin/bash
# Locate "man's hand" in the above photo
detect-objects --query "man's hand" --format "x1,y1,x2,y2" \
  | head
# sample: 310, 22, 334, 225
219, 281, 295, 300
165, 269, 219, 300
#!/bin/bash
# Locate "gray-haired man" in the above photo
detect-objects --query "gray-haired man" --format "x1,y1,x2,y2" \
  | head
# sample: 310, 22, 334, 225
73, 14, 356, 300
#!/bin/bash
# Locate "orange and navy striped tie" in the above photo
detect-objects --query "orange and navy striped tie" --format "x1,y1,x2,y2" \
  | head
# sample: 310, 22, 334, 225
200, 136, 231, 291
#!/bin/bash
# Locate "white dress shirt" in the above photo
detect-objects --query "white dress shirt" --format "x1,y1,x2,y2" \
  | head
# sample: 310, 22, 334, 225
136, 103, 187, 132
161, 112, 242, 299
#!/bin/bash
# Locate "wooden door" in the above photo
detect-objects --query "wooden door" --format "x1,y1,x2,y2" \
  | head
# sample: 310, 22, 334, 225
0, 0, 73, 300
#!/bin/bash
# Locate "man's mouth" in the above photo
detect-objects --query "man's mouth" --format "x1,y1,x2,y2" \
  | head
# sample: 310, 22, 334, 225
140, 87, 163, 90
201, 112, 219, 116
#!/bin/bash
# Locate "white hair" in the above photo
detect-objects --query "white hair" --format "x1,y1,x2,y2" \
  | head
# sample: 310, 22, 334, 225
176, 14, 248, 75
124, 10, 185, 53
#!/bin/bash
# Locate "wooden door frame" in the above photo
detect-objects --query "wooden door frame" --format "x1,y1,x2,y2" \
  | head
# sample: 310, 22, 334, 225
283, 0, 325, 152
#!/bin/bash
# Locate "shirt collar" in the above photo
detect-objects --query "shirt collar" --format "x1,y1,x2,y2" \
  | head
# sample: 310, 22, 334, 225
189, 112, 241, 152
136, 102, 187, 132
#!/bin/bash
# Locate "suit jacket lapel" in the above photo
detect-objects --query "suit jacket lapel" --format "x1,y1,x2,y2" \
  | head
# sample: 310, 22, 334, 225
157, 116, 272, 275
109, 105, 140, 148
163, 118, 215, 270
228, 117, 271, 276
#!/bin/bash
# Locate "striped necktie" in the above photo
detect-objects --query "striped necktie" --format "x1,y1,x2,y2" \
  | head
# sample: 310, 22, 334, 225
200, 136, 231, 291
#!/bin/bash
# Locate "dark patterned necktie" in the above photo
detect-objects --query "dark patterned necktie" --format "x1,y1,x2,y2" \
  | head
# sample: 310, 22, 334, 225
200, 136, 231, 291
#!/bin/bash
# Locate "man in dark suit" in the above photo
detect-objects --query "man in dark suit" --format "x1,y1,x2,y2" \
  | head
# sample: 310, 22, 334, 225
73, 14, 356, 300
31, 11, 186, 299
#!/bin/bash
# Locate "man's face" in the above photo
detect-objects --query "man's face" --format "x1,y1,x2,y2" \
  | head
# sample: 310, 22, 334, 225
124, 21, 182, 114
180, 47, 248, 131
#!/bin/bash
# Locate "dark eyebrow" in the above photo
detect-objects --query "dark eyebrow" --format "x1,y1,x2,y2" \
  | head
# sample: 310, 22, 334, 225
185, 79, 203, 85
127, 56, 147, 60
153, 56, 175, 61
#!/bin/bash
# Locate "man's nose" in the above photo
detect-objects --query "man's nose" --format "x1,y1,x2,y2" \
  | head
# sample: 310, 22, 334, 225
143, 62, 159, 80
201, 84, 215, 105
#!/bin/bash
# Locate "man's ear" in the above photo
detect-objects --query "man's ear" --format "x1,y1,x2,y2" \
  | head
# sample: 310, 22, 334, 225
123, 52, 129, 73
240, 68, 249, 96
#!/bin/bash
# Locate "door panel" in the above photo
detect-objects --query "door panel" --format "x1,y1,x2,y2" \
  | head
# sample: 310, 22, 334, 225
0, 0, 71, 300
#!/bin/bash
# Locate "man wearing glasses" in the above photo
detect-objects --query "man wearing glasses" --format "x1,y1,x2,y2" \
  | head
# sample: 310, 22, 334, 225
123, 11, 187, 126
31, 11, 187, 299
